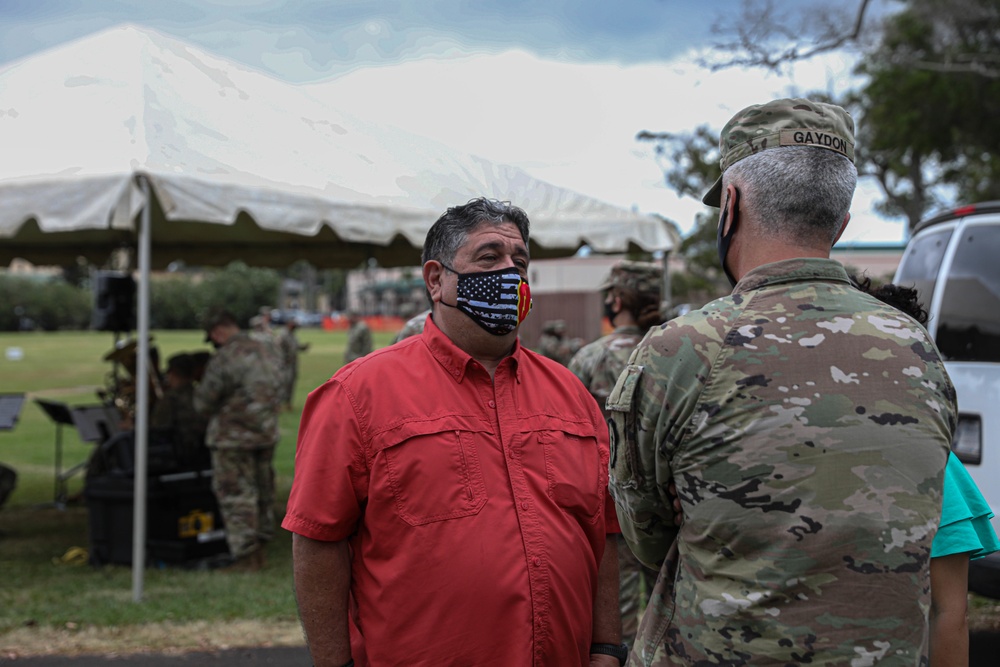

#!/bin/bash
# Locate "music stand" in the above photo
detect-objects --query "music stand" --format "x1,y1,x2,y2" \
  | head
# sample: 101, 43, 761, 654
71, 405, 120, 444
35, 398, 80, 508
0, 393, 25, 431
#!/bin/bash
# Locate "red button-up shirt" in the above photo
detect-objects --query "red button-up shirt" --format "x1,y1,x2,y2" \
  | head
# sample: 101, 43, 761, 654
283, 317, 616, 666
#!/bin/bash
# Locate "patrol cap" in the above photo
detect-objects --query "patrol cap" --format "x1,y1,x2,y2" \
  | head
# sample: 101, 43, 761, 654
203, 309, 237, 342
600, 260, 663, 296
702, 97, 856, 207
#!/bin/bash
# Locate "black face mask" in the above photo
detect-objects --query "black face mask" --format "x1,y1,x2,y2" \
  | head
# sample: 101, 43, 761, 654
603, 298, 617, 325
717, 188, 741, 288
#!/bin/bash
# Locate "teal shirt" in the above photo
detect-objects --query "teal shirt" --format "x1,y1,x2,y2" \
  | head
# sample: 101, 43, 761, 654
933, 452, 1000, 559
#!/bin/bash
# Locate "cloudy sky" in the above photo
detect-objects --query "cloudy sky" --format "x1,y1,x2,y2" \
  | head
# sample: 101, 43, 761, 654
0, 0, 906, 244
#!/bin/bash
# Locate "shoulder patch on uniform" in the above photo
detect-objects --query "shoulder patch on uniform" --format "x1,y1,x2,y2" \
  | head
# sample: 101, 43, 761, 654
606, 364, 643, 413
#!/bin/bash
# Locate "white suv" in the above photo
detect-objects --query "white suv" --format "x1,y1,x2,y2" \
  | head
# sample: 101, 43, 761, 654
894, 201, 1000, 597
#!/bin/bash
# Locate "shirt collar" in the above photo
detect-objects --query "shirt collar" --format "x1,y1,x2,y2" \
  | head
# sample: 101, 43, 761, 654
732, 258, 852, 296
422, 315, 523, 383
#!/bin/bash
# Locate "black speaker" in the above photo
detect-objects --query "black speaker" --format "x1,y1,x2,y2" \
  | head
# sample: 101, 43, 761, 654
91, 272, 136, 332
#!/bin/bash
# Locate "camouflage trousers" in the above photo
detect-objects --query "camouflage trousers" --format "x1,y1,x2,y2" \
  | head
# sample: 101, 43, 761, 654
210, 446, 276, 559
618, 533, 657, 649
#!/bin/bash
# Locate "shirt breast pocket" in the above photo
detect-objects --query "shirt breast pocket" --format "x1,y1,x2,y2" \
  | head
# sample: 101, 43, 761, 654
538, 427, 602, 521
381, 427, 488, 526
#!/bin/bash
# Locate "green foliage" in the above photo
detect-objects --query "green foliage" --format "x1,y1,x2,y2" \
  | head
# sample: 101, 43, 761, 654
851, 0, 1000, 228
197, 262, 282, 326
2, 262, 285, 332
150, 276, 202, 329
0, 275, 91, 331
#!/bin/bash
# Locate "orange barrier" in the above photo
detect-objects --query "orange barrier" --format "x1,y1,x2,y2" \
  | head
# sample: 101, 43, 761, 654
322, 316, 408, 333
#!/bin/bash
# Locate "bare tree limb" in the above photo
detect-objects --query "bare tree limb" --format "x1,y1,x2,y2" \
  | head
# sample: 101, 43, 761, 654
699, 0, 874, 72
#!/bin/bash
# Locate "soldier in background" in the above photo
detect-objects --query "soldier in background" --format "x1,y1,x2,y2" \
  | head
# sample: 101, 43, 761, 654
249, 309, 284, 391
568, 260, 663, 650
536, 319, 581, 366
196, 309, 284, 571
279, 319, 309, 411
343, 309, 372, 364
393, 307, 431, 344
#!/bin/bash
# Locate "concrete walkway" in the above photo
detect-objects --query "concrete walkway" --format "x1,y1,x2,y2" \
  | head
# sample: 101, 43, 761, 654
2, 646, 311, 665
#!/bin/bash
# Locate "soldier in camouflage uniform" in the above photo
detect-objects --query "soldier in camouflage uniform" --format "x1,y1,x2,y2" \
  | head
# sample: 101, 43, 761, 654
569, 260, 664, 650
607, 98, 957, 665
278, 320, 309, 410
196, 310, 284, 570
343, 309, 373, 364
249, 309, 283, 359
393, 307, 432, 343
536, 319, 581, 366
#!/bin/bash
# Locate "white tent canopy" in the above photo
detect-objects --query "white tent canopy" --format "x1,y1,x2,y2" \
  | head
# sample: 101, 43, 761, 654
0, 25, 674, 268
0, 24, 674, 602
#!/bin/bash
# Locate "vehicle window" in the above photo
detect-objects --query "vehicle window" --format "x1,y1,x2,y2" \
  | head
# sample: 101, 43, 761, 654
936, 223, 1000, 362
895, 227, 953, 311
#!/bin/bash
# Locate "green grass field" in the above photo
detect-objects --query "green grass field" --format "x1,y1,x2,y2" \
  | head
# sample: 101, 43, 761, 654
0, 328, 395, 655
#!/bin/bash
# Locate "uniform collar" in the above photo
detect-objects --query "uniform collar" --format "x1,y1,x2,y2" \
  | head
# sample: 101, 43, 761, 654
732, 258, 852, 296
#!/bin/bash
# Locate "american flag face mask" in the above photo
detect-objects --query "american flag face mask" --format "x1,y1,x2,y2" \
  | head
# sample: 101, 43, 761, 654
440, 264, 533, 336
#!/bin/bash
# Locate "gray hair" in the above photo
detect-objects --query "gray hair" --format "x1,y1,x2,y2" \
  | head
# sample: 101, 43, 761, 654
421, 198, 531, 267
722, 146, 857, 247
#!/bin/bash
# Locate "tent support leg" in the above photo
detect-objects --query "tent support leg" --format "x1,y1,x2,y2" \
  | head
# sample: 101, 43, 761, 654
132, 176, 152, 603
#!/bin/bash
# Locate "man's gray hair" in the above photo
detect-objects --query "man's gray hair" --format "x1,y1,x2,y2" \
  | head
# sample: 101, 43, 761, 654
723, 146, 858, 247
421, 198, 531, 267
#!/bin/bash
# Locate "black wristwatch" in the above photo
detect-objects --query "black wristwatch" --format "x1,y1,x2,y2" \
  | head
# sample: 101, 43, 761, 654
590, 642, 629, 665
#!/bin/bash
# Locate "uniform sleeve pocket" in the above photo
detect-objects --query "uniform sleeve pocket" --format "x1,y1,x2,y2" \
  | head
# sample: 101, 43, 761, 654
606, 364, 642, 414
606, 364, 643, 487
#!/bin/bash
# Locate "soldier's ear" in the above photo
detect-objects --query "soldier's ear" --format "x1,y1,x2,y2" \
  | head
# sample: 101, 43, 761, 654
832, 212, 851, 245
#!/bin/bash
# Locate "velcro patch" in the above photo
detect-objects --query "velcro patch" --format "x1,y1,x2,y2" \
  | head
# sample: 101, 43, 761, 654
779, 128, 852, 160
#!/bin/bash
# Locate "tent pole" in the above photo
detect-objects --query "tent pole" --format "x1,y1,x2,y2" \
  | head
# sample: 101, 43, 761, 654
132, 176, 152, 602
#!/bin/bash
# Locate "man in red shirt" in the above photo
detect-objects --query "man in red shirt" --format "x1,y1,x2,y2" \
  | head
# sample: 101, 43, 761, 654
283, 198, 624, 667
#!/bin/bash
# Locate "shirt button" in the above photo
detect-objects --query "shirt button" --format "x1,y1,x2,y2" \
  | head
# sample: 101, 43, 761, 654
488, 400, 496, 408
532, 557, 541, 567
521, 501, 528, 510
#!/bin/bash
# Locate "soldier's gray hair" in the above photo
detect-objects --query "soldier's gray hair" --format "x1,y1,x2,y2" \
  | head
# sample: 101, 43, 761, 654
421, 198, 531, 267
723, 146, 857, 247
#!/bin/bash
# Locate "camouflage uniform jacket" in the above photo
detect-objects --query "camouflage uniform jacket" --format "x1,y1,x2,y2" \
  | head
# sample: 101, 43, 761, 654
194, 332, 283, 450
278, 330, 299, 366
568, 325, 644, 420
247, 328, 289, 381
344, 321, 373, 363
607, 258, 956, 666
